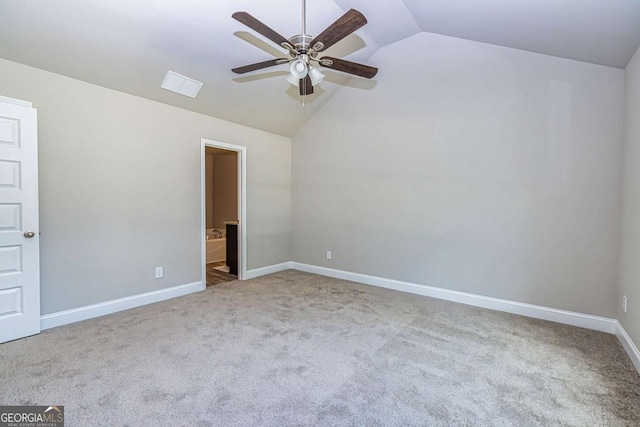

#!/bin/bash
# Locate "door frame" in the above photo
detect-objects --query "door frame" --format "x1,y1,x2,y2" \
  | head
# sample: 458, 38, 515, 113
201, 138, 247, 285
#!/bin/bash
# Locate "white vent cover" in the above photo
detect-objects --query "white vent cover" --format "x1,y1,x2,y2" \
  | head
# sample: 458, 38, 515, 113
161, 71, 203, 98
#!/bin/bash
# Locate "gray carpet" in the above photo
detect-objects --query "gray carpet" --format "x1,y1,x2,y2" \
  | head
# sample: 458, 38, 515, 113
1, 270, 639, 426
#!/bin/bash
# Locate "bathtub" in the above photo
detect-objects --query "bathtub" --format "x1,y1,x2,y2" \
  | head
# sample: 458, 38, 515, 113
206, 229, 226, 264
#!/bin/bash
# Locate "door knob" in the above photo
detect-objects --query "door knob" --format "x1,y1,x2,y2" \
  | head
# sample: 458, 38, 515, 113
24, 231, 35, 238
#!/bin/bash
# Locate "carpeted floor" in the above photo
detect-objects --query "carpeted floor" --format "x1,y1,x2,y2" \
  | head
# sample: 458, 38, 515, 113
1, 270, 639, 426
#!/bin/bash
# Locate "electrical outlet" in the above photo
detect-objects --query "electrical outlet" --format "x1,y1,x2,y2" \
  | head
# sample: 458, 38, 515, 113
623, 295, 628, 313
326, 250, 332, 260
155, 267, 164, 279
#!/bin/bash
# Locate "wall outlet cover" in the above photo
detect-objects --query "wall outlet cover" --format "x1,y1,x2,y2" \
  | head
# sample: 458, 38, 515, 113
155, 267, 164, 279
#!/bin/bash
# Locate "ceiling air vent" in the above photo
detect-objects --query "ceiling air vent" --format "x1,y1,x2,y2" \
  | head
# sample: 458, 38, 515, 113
161, 71, 203, 98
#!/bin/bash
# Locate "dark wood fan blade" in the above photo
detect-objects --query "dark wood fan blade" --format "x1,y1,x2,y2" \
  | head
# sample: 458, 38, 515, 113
310, 9, 367, 52
232, 12, 292, 49
232, 58, 289, 74
319, 57, 378, 79
299, 75, 314, 95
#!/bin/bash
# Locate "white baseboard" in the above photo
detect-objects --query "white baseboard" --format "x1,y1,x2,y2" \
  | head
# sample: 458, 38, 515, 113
244, 262, 292, 280
290, 262, 617, 334
40, 281, 204, 330
615, 321, 640, 374
35, 260, 640, 375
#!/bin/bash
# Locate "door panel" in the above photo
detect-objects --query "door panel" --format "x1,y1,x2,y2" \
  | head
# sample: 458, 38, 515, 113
0, 117, 20, 147
0, 203, 21, 230
0, 100, 39, 343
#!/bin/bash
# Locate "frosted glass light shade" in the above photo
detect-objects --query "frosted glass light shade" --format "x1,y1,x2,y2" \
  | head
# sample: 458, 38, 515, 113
287, 66, 325, 88
289, 59, 308, 79
308, 67, 325, 85
286, 74, 300, 87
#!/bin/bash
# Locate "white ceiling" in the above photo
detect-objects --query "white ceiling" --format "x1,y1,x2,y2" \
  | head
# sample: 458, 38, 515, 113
0, 0, 638, 137
402, 0, 640, 69
0, 0, 379, 137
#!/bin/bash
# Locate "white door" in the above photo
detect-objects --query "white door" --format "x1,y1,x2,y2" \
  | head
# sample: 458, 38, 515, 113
0, 98, 39, 343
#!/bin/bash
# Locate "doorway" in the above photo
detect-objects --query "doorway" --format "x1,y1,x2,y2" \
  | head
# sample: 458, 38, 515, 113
201, 139, 246, 286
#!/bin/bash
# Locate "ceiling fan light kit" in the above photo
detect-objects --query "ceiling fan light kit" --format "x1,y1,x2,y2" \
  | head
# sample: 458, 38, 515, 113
308, 66, 325, 85
286, 66, 325, 88
290, 58, 309, 79
231, 0, 378, 99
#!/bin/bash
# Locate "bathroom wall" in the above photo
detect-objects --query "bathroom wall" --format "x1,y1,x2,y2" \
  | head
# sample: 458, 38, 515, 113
205, 147, 238, 230
205, 153, 214, 229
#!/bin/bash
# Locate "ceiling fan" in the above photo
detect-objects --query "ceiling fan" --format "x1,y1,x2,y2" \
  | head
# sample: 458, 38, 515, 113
231, 0, 378, 97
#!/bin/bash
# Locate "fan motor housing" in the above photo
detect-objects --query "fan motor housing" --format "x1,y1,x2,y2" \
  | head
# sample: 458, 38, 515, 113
288, 34, 314, 54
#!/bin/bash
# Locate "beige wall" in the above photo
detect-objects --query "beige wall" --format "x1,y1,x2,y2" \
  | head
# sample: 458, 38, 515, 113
205, 148, 238, 230
0, 34, 631, 326
619, 46, 640, 345
0, 58, 292, 315
292, 33, 625, 318
205, 152, 214, 228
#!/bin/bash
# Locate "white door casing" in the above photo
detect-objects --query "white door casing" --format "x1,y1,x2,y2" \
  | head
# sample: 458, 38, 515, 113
0, 98, 39, 343
201, 139, 247, 285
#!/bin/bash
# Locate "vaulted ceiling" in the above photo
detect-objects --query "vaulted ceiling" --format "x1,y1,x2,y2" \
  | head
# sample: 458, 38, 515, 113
1, 0, 639, 137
